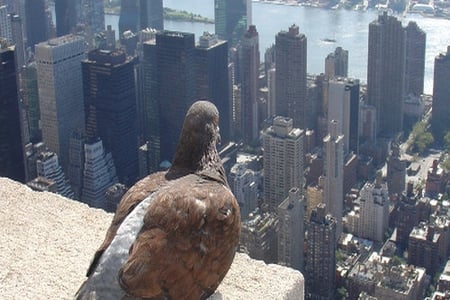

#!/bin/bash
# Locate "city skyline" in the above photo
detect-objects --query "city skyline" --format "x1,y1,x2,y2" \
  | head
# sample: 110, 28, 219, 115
2, 1, 450, 298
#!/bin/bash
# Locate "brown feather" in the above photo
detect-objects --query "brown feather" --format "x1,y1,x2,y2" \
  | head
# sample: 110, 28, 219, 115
79, 100, 240, 300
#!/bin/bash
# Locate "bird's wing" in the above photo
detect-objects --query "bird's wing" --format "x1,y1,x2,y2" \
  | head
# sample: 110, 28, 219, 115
119, 176, 241, 299
86, 172, 167, 276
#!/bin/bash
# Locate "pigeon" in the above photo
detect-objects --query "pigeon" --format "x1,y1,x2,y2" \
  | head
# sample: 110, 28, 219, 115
75, 100, 241, 299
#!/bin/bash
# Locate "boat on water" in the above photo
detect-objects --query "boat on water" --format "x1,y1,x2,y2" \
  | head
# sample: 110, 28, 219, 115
321, 38, 336, 43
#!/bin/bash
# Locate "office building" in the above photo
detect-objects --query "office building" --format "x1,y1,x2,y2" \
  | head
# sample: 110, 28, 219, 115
404, 21, 426, 97
55, 0, 79, 37
278, 187, 305, 272
214, 0, 250, 45
367, 12, 405, 137
136, 28, 157, 140
81, 138, 118, 208
22, 63, 40, 143
35, 35, 86, 173
139, 0, 163, 31
324, 78, 360, 154
325, 46, 348, 78
0, 44, 25, 182
306, 203, 336, 300
228, 163, 259, 220
141, 38, 160, 172
323, 120, 344, 239
195, 32, 230, 143
105, 183, 128, 213
25, 0, 48, 51
156, 30, 196, 162
119, 0, 138, 35
275, 25, 308, 130
119, 0, 162, 36
10, 14, 25, 70
358, 173, 389, 242
81, 0, 105, 35
386, 143, 406, 195
239, 25, 260, 144
431, 46, 450, 141
68, 130, 85, 199
82, 48, 138, 185
262, 116, 304, 211
36, 151, 74, 198
0, 5, 12, 44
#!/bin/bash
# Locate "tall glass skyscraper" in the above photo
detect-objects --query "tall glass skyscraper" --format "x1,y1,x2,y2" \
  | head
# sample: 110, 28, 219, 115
35, 35, 86, 173
155, 31, 196, 163
25, 0, 48, 51
195, 32, 230, 144
119, 0, 163, 36
239, 25, 259, 144
432, 46, 450, 141
275, 24, 307, 130
0, 45, 25, 182
367, 12, 405, 137
214, 0, 250, 46
82, 48, 139, 185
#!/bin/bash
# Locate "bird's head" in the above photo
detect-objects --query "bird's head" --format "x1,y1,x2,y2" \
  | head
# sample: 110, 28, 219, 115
181, 100, 221, 147
170, 100, 224, 176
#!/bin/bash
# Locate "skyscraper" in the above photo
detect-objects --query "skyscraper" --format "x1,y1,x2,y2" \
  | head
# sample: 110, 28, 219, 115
22, 62, 41, 143
306, 203, 336, 299
323, 120, 344, 238
367, 12, 405, 137
142, 38, 160, 172
35, 35, 86, 173
82, 48, 139, 185
431, 46, 450, 141
275, 25, 308, 130
229, 163, 259, 220
404, 21, 426, 97
0, 44, 25, 182
55, 0, 79, 37
195, 32, 230, 144
25, 0, 48, 51
358, 172, 389, 243
81, 138, 118, 208
214, 0, 250, 45
278, 187, 305, 272
325, 46, 348, 79
324, 77, 360, 154
262, 116, 304, 211
239, 25, 259, 144
119, 0, 138, 35
36, 151, 74, 198
10, 14, 25, 70
156, 30, 196, 162
139, 0, 163, 31
0, 5, 12, 44
119, 0, 163, 36
81, 0, 105, 35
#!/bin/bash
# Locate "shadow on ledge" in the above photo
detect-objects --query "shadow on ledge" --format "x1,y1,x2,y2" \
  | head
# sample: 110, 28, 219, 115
0, 177, 304, 299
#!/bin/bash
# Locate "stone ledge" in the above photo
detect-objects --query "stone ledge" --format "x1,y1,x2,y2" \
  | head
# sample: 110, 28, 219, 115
0, 177, 304, 299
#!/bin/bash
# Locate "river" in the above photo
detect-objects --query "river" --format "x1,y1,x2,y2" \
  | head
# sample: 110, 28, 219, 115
105, 1, 450, 94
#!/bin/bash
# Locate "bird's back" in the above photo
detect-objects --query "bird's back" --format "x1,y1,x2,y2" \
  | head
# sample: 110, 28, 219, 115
77, 172, 240, 300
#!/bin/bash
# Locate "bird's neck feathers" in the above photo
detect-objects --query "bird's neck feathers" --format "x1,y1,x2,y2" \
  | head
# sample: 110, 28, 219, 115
169, 130, 228, 186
